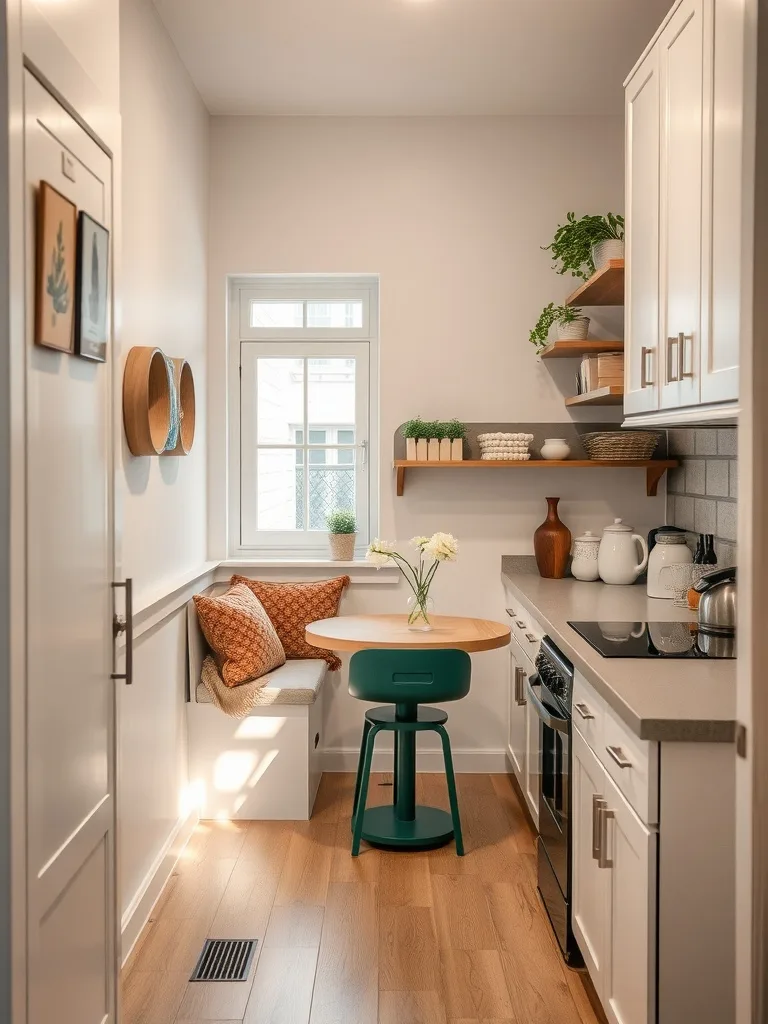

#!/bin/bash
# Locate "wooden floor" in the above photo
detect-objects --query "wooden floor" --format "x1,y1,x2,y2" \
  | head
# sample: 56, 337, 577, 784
122, 772, 601, 1024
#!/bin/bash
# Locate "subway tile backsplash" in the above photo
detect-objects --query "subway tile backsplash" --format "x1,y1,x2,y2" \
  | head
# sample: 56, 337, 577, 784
667, 427, 738, 566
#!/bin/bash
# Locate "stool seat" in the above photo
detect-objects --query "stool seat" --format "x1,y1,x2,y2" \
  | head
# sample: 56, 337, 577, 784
365, 705, 448, 729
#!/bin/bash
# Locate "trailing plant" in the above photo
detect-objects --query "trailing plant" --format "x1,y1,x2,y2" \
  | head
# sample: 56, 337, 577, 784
543, 212, 625, 281
529, 303, 584, 351
326, 509, 356, 534
443, 419, 467, 441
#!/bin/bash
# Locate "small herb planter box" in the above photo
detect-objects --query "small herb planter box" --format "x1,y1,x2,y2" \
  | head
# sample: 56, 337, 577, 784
406, 438, 417, 460
451, 438, 463, 460
416, 439, 429, 461
439, 438, 452, 461
427, 438, 440, 461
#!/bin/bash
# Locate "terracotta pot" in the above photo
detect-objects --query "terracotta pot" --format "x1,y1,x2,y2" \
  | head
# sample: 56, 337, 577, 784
534, 497, 572, 579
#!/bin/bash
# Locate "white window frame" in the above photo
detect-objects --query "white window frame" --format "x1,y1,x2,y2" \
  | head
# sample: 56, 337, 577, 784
228, 276, 379, 559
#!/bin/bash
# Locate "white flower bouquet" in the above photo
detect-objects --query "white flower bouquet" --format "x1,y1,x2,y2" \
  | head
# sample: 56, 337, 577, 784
366, 532, 459, 630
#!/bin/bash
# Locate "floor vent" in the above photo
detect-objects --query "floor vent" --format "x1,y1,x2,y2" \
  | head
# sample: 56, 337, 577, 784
190, 939, 257, 982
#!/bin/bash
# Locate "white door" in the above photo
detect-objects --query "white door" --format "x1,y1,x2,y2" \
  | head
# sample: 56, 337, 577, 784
507, 645, 526, 782
624, 43, 662, 417
602, 771, 657, 1024
24, 71, 117, 1024
572, 727, 609, 996
658, 0, 708, 411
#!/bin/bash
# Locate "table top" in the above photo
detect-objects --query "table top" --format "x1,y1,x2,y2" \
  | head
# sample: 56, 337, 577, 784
305, 614, 511, 653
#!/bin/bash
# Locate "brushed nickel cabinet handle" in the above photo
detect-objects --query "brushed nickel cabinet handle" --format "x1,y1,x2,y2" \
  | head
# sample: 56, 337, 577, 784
678, 331, 695, 379
592, 794, 605, 860
505, 607, 516, 618
524, 632, 537, 644
111, 578, 133, 685
514, 666, 527, 706
515, 619, 527, 629
640, 346, 654, 388
667, 335, 680, 382
606, 744, 632, 769
575, 702, 595, 720
598, 807, 615, 869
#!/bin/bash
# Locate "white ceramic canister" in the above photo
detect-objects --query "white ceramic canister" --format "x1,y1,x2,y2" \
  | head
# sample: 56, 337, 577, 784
597, 518, 649, 586
571, 531, 600, 581
646, 531, 693, 598
540, 438, 571, 460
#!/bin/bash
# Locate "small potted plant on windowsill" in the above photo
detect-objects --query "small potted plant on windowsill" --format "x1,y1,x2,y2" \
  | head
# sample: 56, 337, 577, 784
443, 419, 467, 460
530, 303, 590, 352
326, 509, 357, 561
543, 211, 625, 280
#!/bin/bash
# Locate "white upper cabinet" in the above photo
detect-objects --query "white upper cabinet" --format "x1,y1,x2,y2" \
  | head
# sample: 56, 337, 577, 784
624, 0, 745, 423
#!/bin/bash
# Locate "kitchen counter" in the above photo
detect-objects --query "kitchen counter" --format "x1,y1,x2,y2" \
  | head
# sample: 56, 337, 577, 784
501, 557, 737, 742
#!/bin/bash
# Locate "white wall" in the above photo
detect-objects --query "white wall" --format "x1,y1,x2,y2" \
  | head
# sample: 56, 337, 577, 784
118, 0, 209, 949
208, 116, 666, 766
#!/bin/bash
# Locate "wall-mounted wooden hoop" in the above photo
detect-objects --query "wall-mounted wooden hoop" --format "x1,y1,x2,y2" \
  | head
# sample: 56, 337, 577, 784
163, 358, 196, 456
122, 346, 172, 456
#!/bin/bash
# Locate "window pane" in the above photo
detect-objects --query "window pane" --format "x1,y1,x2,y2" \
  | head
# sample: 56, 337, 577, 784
338, 449, 354, 465
306, 301, 363, 329
308, 359, 355, 438
308, 429, 327, 444
337, 429, 355, 444
306, 451, 356, 530
256, 449, 301, 531
250, 301, 303, 328
256, 358, 304, 443
308, 449, 326, 465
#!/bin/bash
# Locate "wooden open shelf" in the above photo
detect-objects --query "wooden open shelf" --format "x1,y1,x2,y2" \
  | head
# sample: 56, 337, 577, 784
393, 459, 678, 498
564, 385, 624, 407
539, 339, 624, 360
566, 259, 625, 307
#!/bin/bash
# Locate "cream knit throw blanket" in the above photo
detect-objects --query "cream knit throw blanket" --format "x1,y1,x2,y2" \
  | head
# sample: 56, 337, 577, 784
200, 656, 318, 718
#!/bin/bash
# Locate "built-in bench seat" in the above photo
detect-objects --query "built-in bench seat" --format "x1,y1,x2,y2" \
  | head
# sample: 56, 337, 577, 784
186, 590, 326, 821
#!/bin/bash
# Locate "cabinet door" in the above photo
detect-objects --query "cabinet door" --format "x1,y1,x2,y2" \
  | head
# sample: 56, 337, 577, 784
507, 646, 526, 782
603, 771, 657, 1024
624, 44, 661, 416
702, 0, 742, 404
659, 0, 708, 411
524, 682, 540, 829
572, 727, 610, 997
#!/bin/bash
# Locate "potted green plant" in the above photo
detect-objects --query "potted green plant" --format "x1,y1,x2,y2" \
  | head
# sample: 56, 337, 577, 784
425, 420, 444, 461
326, 509, 357, 561
402, 418, 423, 461
443, 419, 467, 460
529, 303, 589, 351
543, 212, 625, 281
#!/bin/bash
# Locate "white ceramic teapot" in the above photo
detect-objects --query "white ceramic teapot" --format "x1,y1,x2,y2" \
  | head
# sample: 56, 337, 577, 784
597, 518, 649, 586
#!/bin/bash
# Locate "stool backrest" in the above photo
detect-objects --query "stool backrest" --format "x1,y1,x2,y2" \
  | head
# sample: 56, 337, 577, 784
348, 648, 471, 705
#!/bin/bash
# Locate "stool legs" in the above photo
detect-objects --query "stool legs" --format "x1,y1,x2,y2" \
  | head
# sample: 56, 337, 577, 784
395, 703, 417, 821
352, 718, 373, 828
352, 723, 381, 856
435, 723, 464, 856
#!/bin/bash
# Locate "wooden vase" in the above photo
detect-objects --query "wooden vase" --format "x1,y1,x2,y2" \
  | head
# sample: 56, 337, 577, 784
534, 497, 572, 579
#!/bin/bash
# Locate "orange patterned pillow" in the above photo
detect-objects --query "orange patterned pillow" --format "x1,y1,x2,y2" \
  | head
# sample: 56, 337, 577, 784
193, 584, 286, 687
231, 575, 350, 671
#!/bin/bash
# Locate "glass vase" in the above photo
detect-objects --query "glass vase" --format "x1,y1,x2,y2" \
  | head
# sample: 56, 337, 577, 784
407, 593, 434, 631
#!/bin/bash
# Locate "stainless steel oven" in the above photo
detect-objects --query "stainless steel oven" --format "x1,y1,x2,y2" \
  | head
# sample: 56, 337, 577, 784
527, 636, 582, 966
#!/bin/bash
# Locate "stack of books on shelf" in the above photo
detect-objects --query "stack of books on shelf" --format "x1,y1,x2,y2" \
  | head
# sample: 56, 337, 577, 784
576, 352, 624, 394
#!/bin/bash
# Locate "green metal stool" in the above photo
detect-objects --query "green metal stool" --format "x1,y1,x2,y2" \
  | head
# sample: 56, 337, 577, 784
348, 648, 471, 856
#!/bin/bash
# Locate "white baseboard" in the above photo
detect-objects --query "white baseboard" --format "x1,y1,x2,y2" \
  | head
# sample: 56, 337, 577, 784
320, 746, 507, 774
120, 809, 199, 967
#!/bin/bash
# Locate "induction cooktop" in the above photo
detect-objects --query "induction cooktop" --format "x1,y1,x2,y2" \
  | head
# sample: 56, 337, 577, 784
568, 621, 736, 659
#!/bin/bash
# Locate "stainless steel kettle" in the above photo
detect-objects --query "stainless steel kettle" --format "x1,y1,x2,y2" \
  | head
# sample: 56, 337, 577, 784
694, 566, 737, 635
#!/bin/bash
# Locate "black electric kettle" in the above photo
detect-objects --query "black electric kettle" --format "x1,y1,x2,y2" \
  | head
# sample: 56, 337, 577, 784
693, 566, 737, 635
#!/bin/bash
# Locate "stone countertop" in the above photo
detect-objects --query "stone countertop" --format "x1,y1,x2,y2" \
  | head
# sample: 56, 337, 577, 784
501, 557, 736, 743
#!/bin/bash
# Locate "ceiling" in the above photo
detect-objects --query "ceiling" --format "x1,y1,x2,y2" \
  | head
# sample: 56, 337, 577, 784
152, 0, 672, 116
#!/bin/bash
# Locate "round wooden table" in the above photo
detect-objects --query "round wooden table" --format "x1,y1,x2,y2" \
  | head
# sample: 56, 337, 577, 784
305, 614, 511, 850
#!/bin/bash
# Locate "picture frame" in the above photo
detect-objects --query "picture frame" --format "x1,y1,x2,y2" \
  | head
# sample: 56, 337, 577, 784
75, 211, 110, 362
35, 181, 77, 353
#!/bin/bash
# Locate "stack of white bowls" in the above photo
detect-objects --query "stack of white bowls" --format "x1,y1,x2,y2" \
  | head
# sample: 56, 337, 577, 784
477, 432, 534, 461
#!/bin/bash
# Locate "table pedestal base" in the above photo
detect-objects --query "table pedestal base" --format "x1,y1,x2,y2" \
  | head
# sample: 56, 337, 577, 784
357, 804, 455, 850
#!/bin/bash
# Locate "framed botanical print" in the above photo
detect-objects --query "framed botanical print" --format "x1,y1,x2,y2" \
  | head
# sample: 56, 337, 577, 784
35, 181, 77, 352
75, 212, 110, 362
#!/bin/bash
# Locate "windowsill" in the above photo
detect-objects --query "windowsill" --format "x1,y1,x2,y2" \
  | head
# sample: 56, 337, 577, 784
218, 558, 400, 583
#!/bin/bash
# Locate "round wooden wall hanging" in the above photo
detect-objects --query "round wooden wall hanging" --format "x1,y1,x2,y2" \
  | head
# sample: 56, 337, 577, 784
122, 347, 172, 456
163, 358, 196, 456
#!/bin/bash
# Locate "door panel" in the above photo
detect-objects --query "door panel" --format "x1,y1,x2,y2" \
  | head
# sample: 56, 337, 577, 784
24, 70, 115, 1024
507, 646, 525, 780
624, 47, 661, 416
659, 0, 706, 410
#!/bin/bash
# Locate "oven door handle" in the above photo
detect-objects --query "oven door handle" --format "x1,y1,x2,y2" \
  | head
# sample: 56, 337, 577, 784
526, 676, 569, 734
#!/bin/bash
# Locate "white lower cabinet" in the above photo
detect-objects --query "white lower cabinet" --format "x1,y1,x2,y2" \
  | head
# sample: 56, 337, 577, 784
506, 634, 539, 829
573, 726, 657, 1024
524, 681, 540, 826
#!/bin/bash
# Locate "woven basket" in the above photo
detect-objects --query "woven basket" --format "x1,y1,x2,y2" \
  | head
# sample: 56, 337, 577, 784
581, 431, 661, 461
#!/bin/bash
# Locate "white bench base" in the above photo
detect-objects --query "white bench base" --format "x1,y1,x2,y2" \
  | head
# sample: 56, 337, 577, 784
186, 685, 324, 821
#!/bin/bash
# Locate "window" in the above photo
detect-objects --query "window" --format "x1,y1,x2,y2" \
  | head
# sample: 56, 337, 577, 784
229, 277, 378, 557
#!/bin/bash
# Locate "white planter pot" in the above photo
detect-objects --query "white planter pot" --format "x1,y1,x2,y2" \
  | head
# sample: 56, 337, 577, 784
451, 438, 463, 461
592, 238, 624, 270
439, 438, 452, 461
415, 439, 428, 461
540, 438, 571, 460
558, 317, 590, 341
427, 438, 440, 461
405, 438, 417, 461
329, 532, 356, 561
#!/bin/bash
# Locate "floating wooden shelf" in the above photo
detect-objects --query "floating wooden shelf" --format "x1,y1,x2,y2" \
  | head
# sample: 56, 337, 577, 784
566, 259, 625, 307
564, 385, 624, 407
539, 339, 624, 360
393, 458, 678, 498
